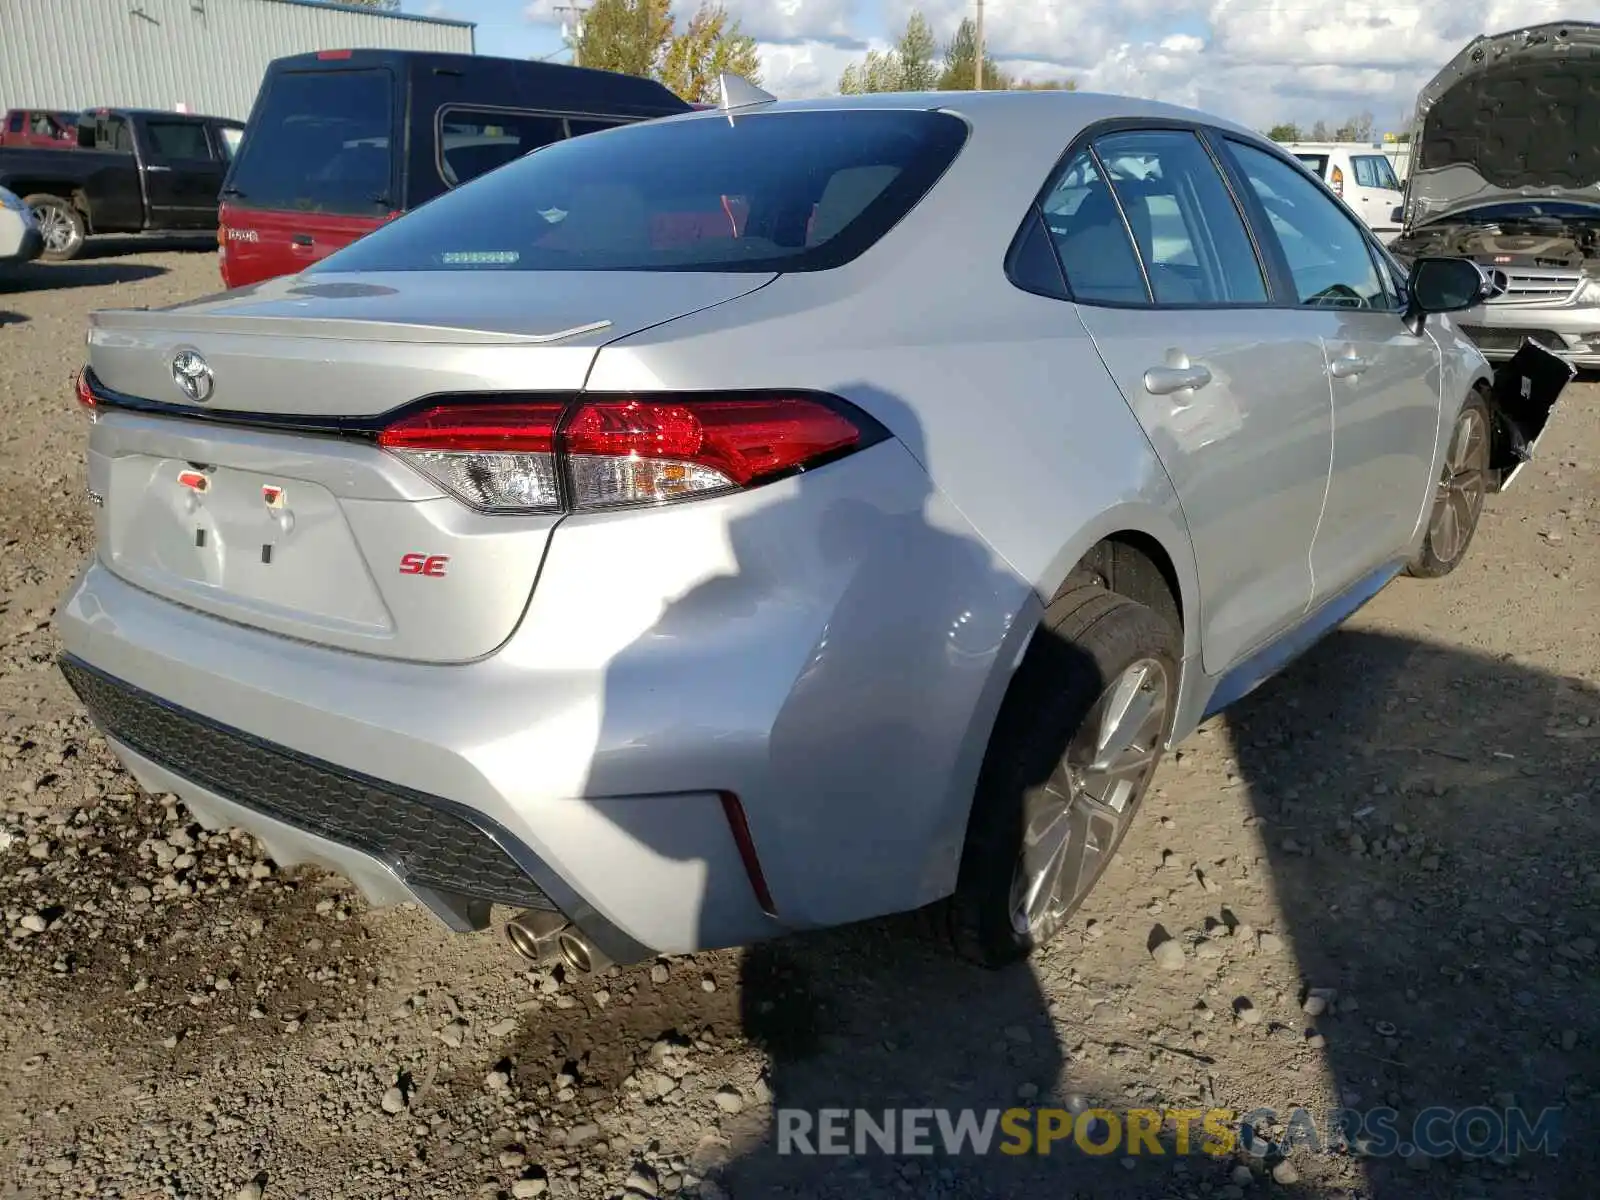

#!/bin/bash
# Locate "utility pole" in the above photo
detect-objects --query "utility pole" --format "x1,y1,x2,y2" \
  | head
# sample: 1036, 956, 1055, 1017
974, 0, 984, 90
554, 4, 587, 67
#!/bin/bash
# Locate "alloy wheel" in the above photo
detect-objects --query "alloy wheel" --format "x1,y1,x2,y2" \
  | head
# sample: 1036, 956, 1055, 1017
1428, 405, 1488, 565
33, 204, 74, 256
1009, 656, 1170, 938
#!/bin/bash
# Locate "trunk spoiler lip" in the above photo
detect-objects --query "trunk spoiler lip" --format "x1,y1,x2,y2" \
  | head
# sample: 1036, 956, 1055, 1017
79, 366, 584, 440
86, 306, 613, 346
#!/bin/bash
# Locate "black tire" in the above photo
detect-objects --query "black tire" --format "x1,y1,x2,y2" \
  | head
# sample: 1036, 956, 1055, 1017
24, 194, 86, 262
1406, 388, 1491, 579
943, 585, 1178, 968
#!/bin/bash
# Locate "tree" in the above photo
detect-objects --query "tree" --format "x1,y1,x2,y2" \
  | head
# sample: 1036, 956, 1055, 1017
1266, 122, 1301, 142
837, 9, 1072, 96
939, 17, 1010, 90
1309, 119, 1331, 140
1334, 110, 1375, 141
572, 0, 674, 78
839, 49, 907, 94
570, 0, 758, 102
896, 11, 939, 91
658, 4, 761, 102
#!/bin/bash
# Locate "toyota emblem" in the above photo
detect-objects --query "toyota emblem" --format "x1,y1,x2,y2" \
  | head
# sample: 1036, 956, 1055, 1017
172, 349, 214, 403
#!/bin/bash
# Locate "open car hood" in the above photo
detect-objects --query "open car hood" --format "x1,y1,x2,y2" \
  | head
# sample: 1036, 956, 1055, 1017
1406, 21, 1600, 228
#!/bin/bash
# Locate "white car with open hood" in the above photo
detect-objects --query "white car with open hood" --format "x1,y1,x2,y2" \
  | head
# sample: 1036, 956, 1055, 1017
1388, 21, 1600, 368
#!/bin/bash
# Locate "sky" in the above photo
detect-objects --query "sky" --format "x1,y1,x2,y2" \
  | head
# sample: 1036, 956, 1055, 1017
405, 0, 1600, 133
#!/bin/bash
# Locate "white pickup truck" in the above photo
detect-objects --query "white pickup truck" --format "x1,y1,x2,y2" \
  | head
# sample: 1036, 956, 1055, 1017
1281, 141, 1405, 242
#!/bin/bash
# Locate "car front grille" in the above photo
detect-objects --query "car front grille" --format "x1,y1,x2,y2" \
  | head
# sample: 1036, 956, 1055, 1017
1488, 269, 1581, 305
59, 656, 558, 912
1457, 325, 1568, 355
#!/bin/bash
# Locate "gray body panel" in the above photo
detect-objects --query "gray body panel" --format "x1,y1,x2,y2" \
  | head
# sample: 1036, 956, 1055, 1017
56, 90, 1507, 954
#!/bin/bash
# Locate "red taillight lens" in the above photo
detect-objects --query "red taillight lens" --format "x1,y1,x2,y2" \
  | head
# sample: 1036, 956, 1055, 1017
75, 368, 96, 414
376, 393, 875, 513
563, 395, 864, 509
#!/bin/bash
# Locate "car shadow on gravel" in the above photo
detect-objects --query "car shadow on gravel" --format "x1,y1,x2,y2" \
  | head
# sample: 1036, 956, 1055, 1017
0, 310, 26, 327
1220, 626, 1599, 1199
0, 261, 168, 293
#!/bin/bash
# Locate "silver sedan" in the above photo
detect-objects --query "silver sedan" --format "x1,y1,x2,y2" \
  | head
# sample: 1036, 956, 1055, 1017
55, 83, 1568, 973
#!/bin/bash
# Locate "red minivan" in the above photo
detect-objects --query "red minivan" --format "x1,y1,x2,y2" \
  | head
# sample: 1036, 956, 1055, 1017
218, 49, 693, 288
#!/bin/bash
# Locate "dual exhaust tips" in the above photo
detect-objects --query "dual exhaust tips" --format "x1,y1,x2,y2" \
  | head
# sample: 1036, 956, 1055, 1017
505, 909, 610, 975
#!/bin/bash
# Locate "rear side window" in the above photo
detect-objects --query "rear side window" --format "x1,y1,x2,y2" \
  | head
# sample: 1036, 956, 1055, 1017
1293, 153, 1329, 178
1043, 129, 1266, 306
439, 109, 568, 187
90, 117, 135, 153
1352, 154, 1400, 190
313, 109, 969, 274
227, 69, 394, 216
145, 119, 211, 160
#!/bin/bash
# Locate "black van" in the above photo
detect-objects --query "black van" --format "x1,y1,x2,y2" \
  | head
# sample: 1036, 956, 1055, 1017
218, 48, 692, 287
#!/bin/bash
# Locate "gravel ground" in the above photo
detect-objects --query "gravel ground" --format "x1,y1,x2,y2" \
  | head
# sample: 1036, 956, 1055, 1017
1, 246, 1597, 1200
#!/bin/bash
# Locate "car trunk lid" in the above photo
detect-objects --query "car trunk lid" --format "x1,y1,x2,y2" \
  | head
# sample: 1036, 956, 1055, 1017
84, 269, 775, 663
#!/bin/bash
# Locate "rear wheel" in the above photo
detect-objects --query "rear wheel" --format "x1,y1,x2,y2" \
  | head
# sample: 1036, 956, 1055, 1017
944, 586, 1178, 968
26, 194, 86, 262
1406, 388, 1491, 579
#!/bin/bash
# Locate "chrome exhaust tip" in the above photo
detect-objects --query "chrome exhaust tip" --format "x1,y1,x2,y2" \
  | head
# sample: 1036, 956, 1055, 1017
556, 928, 611, 975
505, 909, 570, 967
505, 910, 612, 975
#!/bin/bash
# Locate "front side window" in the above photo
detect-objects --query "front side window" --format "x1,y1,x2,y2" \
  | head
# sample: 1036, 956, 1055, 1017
1042, 129, 1267, 306
1225, 140, 1388, 310
145, 119, 211, 160
313, 109, 968, 274
438, 109, 567, 187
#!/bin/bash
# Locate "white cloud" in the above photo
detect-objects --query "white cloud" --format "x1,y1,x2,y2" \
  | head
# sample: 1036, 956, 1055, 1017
519, 0, 1600, 130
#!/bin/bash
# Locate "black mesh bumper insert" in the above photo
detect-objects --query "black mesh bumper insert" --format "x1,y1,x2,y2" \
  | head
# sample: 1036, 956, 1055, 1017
59, 656, 557, 912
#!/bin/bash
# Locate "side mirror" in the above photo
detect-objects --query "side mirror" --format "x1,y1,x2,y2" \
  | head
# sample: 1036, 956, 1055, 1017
1408, 256, 1498, 314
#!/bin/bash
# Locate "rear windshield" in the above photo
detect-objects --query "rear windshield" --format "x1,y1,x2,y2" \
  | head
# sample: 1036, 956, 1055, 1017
226, 68, 394, 216
311, 109, 970, 274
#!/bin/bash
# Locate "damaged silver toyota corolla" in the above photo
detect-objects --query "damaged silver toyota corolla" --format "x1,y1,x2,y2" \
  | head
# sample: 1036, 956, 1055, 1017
1390, 21, 1600, 368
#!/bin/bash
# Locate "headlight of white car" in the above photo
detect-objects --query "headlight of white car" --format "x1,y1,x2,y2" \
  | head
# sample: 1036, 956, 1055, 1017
0, 188, 26, 212
1574, 276, 1600, 306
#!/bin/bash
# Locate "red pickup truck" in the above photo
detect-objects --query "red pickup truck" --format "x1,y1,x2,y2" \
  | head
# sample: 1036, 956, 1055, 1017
0, 109, 80, 149
218, 49, 693, 288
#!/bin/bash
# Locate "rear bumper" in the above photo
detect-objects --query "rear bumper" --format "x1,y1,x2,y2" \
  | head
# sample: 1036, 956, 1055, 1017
55, 441, 1034, 955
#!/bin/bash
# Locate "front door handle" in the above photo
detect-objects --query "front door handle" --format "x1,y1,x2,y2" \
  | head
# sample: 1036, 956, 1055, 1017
1329, 354, 1371, 379
1143, 364, 1213, 396
291, 233, 314, 248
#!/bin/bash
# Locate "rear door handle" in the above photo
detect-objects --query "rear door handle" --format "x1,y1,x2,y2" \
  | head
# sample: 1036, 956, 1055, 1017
1329, 355, 1371, 379
144, 164, 172, 172
1143, 364, 1213, 396
291, 234, 314, 247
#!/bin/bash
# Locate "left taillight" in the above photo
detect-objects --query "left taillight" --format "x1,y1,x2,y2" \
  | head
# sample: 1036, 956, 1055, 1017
377, 392, 882, 514
1330, 164, 1344, 198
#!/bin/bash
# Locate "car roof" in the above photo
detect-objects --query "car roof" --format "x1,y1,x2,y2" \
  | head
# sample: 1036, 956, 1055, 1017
665, 88, 1267, 154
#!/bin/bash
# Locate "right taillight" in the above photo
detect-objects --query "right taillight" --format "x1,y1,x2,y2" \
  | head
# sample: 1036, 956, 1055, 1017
1330, 164, 1344, 197
377, 392, 880, 514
